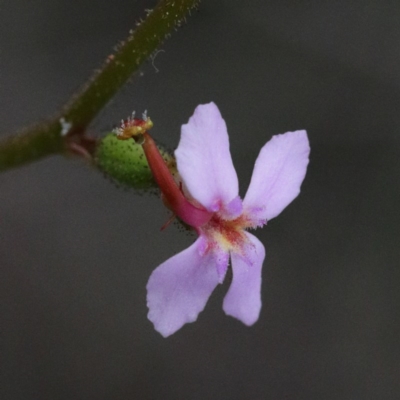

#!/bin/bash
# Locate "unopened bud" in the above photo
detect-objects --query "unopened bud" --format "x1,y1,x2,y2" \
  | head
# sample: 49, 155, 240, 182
95, 133, 174, 190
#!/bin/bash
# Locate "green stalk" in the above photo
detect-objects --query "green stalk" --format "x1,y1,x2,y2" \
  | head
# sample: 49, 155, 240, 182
0, 0, 200, 172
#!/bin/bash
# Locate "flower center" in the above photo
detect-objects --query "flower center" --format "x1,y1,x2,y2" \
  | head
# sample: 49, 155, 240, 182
202, 213, 250, 254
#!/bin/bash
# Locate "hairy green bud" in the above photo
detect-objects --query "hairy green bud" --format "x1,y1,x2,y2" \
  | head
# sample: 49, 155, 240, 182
95, 133, 175, 190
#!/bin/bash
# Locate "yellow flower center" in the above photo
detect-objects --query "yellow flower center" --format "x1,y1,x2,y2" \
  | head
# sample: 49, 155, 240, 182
202, 213, 250, 254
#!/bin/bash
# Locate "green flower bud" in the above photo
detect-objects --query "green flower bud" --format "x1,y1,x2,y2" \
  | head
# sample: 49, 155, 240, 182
95, 133, 175, 190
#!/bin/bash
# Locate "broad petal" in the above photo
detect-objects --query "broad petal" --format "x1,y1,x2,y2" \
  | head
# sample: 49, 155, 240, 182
223, 232, 265, 326
175, 102, 239, 211
243, 130, 310, 222
146, 237, 226, 337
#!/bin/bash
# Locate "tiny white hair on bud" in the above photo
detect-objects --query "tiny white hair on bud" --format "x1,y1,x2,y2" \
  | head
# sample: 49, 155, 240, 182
113, 127, 123, 136
59, 117, 72, 136
142, 110, 148, 121
131, 111, 136, 119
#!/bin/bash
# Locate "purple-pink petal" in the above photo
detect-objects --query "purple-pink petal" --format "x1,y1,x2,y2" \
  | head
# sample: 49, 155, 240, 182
218, 195, 243, 220
243, 130, 310, 222
175, 102, 239, 211
146, 237, 223, 337
223, 232, 265, 326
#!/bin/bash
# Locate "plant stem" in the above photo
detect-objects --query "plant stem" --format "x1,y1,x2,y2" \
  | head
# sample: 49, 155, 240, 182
0, 0, 200, 172
0, 120, 64, 171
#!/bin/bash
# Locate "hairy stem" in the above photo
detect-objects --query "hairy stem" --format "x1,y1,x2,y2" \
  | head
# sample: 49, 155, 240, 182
0, 0, 200, 172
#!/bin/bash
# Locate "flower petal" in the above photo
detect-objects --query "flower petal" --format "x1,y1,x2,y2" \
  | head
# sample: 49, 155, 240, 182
223, 232, 265, 326
175, 102, 239, 211
243, 130, 310, 222
218, 195, 243, 220
146, 237, 224, 337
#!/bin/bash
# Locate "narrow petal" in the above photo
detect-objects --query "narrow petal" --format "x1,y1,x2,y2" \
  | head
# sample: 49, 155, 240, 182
243, 130, 310, 222
175, 102, 239, 211
223, 233, 265, 326
147, 237, 226, 337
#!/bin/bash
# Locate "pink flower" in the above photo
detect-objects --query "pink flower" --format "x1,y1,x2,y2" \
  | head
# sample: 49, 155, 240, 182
144, 103, 310, 337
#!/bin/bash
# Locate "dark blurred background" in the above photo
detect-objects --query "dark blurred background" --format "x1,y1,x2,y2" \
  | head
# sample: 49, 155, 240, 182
1, 1, 400, 399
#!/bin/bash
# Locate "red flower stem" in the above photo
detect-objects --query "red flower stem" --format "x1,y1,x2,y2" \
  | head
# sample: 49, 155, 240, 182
142, 132, 212, 228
